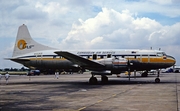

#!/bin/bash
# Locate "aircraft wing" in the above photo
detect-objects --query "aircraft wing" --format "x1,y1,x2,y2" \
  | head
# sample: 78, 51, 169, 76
54, 51, 105, 69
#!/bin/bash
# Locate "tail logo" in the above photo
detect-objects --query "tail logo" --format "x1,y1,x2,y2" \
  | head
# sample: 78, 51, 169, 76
17, 39, 34, 50
17, 39, 27, 50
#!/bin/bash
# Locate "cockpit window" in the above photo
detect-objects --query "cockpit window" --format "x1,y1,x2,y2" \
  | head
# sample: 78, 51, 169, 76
157, 52, 166, 57
157, 53, 162, 57
162, 52, 166, 56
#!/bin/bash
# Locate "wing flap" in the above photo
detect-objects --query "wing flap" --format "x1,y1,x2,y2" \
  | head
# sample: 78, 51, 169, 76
54, 51, 105, 69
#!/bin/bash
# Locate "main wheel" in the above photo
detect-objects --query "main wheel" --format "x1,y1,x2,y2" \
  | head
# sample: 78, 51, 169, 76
101, 76, 108, 84
89, 77, 98, 85
155, 78, 160, 83
141, 72, 148, 77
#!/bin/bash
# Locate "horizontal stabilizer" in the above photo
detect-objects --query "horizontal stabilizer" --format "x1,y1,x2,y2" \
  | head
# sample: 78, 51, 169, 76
9, 58, 30, 62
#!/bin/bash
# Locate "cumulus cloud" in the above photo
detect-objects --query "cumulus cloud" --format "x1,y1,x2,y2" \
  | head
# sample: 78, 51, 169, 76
13, 6, 47, 20
148, 23, 180, 46
90, 36, 103, 45
36, 2, 69, 16
60, 8, 180, 50
56, 7, 180, 67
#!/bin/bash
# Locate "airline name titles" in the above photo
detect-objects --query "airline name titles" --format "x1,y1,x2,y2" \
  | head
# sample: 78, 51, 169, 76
77, 51, 115, 55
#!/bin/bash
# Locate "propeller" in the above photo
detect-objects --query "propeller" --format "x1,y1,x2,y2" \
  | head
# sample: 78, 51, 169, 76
127, 58, 134, 81
127, 59, 131, 81
134, 70, 136, 79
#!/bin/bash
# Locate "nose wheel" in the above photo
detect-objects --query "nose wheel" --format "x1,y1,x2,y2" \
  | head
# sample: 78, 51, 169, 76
155, 69, 161, 83
155, 78, 160, 83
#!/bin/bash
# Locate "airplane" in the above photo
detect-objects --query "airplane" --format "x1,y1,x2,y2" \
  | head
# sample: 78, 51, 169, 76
8, 24, 176, 84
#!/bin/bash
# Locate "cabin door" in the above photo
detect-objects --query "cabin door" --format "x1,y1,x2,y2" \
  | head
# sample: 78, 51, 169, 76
35, 53, 42, 66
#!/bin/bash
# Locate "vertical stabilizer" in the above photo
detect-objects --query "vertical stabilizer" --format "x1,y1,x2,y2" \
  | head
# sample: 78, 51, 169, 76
12, 24, 55, 57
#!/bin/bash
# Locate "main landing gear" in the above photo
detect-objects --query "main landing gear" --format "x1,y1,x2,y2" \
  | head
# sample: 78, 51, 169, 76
89, 69, 161, 84
89, 75, 109, 85
141, 70, 160, 83
141, 71, 148, 77
155, 70, 160, 83
89, 75, 98, 85
101, 75, 108, 84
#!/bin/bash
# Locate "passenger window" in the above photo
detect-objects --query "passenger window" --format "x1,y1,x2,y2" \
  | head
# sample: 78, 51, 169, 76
107, 54, 111, 58
100, 55, 104, 59
53, 56, 56, 59
92, 54, 97, 60
87, 56, 90, 59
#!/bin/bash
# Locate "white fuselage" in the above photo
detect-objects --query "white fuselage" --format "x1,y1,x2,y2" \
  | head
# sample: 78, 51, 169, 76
11, 49, 176, 73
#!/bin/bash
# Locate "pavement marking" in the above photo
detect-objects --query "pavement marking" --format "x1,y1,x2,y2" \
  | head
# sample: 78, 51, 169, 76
112, 94, 116, 97
78, 106, 86, 111
97, 100, 103, 103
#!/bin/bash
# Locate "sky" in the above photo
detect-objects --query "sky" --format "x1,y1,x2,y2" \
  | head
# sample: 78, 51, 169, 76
0, 0, 180, 68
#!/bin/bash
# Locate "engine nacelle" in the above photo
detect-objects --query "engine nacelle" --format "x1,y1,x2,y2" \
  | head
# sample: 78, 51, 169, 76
92, 58, 128, 75
91, 70, 112, 75
96, 57, 128, 66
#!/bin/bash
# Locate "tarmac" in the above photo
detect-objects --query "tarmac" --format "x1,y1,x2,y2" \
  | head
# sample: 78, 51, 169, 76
0, 72, 180, 111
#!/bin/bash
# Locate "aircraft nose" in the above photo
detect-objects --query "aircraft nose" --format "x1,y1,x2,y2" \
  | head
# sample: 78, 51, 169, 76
167, 55, 176, 65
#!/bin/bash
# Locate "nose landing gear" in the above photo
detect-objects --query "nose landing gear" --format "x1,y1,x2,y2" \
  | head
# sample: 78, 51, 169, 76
155, 69, 160, 83
155, 78, 160, 83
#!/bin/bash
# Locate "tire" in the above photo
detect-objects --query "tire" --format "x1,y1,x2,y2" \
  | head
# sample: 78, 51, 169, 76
89, 77, 98, 85
155, 78, 160, 83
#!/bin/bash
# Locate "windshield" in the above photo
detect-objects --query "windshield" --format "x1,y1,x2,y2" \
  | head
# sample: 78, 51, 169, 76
157, 52, 166, 57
